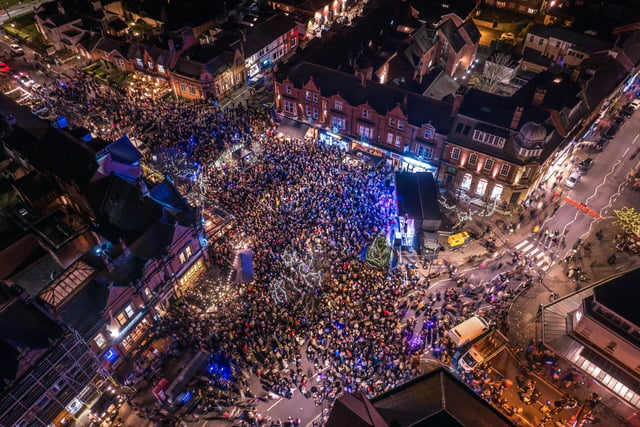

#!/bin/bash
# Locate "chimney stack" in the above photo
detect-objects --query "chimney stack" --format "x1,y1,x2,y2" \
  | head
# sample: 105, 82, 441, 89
532, 87, 547, 107
510, 105, 524, 130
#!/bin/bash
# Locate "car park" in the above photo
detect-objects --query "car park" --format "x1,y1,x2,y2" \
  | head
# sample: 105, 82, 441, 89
9, 44, 24, 56
565, 171, 581, 188
578, 157, 593, 174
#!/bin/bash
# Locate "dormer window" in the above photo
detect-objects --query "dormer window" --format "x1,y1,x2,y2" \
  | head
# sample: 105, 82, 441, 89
334, 100, 343, 110
147, 61, 153, 70
305, 91, 311, 100
135, 58, 143, 68
363, 109, 371, 119
424, 125, 435, 140
389, 118, 396, 127
285, 85, 291, 94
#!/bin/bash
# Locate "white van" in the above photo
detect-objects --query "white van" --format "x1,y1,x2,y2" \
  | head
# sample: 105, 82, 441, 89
459, 346, 484, 372
447, 316, 490, 347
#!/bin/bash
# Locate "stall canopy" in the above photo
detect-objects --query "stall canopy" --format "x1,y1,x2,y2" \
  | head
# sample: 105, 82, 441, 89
395, 172, 442, 231
277, 117, 311, 140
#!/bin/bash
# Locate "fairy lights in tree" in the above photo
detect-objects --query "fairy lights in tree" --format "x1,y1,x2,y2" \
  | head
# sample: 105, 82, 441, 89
365, 233, 392, 269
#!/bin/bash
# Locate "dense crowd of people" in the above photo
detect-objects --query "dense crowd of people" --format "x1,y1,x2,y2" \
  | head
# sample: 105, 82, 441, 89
32, 71, 594, 426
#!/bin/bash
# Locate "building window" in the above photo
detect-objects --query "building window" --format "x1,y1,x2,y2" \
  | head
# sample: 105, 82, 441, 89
147, 60, 153, 70
124, 303, 135, 318
185, 246, 192, 258
305, 91, 311, 100
285, 85, 291, 94
461, 173, 472, 191
490, 184, 503, 200
455, 123, 463, 133
144, 287, 153, 299
476, 179, 488, 195
522, 167, 531, 178
362, 109, 370, 119
334, 100, 343, 110
284, 101, 294, 114
313, 108, 318, 119
290, 37, 296, 48
358, 125, 373, 139
116, 311, 127, 326
179, 81, 196, 95
529, 35, 534, 43
332, 116, 345, 129
463, 124, 471, 136
157, 64, 165, 74
424, 126, 435, 140
497, 1, 506, 6
397, 120, 404, 130
305, 106, 311, 116
606, 341, 618, 352
395, 135, 402, 147
528, 7, 536, 14
468, 153, 478, 166
417, 145, 432, 159
484, 158, 494, 170
451, 147, 461, 160
473, 130, 506, 148
499, 164, 511, 176
387, 132, 394, 144
94, 333, 107, 349
389, 118, 396, 127
312, 93, 318, 103
136, 58, 143, 68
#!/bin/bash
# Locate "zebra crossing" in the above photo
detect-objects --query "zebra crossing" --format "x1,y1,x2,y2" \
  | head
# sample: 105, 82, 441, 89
513, 238, 554, 270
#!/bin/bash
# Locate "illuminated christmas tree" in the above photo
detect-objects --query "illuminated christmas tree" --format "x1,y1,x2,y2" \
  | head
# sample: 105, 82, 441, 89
365, 234, 392, 269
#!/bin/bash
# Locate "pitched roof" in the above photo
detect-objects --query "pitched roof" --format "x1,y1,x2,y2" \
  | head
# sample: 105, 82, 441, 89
460, 20, 481, 44
512, 71, 582, 112
59, 279, 109, 337
458, 88, 549, 129
438, 18, 465, 53
282, 62, 453, 133
243, 14, 298, 57
87, 174, 163, 244
593, 268, 640, 328
528, 24, 612, 54
106, 135, 143, 165
582, 58, 629, 110
327, 368, 513, 427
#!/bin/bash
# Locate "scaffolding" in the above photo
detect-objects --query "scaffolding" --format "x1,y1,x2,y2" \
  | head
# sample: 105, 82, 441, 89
0, 329, 105, 427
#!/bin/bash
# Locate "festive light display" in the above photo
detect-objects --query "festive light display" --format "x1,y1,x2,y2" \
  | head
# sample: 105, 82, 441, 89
365, 234, 392, 269
614, 206, 640, 237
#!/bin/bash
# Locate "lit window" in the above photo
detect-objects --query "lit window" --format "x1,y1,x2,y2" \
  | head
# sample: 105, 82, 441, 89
389, 118, 396, 127
417, 146, 432, 159
116, 311, 127, 326
468, 153, 478, 166
124, 304, 135, 318
424, 126, 434, 139
499, 164, 511, 176
397, 120, 404, 130
490, 184, 503, 200
362, 109, 370, 119
312, 93, 318, 103
387, 132, 394, 144
331, 116, 345, 129
358, 125, 373, 139
157, 64, 165, 74
451, 147, 461, 160
395, 135, 402, 146
144, 287, 153, 299
461, 173, 472, 191
306, 106, 311, 116
179, 252, 186, 264
285, 85, 291, 94
147, 60, 153, 69
313, 108, 318, 119
484, 158, 494, 170
185, 246, 192, 258
476, 179, 488, 195
305, 91, 311, 100
522, 167, 531, 178
334, 100, 343, 110
136, 58, 143, 68
94, 333, 107, 349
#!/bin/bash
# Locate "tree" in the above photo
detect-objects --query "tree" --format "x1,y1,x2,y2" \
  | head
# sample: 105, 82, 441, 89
365, 234, 392, 269
613, 206, 640, 237
481, 52, 517, 92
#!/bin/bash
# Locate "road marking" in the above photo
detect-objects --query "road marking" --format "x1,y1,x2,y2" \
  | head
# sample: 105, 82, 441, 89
633, 134, 639, 145
267, 397, 284, 411
521, 243, 534, 253
528, 247, 540, 257
515, 240, 528, 250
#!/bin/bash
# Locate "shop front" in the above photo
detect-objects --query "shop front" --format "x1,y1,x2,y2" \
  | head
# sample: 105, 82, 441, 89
351, 139, 437, 173
176, 256, 206, 295
119, 312, 152, 354
318, 130, 350, 151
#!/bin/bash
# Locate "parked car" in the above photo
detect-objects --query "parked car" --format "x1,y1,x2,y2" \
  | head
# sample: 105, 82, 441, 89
14, 72, 34, 87
500, 32, 515, 41
565, 171, 581, 188
9, 44, 24, 56
0, 62, 10, 74
631, 99, 640, 110
578, 157, 594, 174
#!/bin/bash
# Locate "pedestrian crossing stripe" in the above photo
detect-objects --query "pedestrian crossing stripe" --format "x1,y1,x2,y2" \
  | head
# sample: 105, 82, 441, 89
515, 240, 529, 250
514, 239, 552, 269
